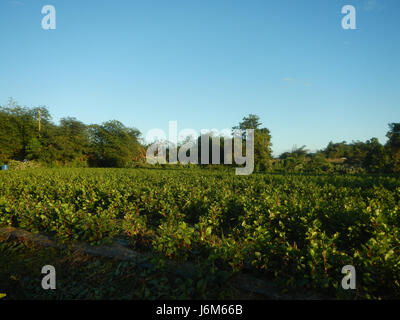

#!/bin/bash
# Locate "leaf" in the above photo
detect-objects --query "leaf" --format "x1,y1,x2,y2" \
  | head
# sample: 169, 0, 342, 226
384, 249, 394, 261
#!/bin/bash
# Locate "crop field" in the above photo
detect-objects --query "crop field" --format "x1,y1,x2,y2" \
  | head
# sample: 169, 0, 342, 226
0, 168, 399, 299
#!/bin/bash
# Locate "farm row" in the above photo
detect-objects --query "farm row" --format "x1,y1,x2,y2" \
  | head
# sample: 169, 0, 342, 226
0, 168, 399, 298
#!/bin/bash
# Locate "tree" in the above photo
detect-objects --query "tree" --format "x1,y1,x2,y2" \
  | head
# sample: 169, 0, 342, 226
233, 114, 272, 171
324, 141, 349, 159
306, 152, 332, 173
385, 123, 400, 172
26, 137, 43, 160
360, 138, 389, 173
53, 117, 90, 164
0, 99, 47, 160
0, 100, 146, 167
279, 145, 308, 172
345, 141, 369, 166
88, 120, 142, 167
232, 114, 262, 133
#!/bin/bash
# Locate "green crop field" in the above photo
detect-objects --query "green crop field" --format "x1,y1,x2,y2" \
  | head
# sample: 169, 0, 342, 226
0, 168, 399, 299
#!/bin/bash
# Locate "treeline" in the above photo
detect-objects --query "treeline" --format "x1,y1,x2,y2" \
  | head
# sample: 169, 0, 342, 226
184, 113, 400, 174
274, 124, 400, 174
0, 99, 145, 167
0, 99, 399, 173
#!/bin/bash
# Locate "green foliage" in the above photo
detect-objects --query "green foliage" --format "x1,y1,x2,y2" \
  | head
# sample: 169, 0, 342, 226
5, 159, 42, 170
87, 120, 142, 167
154, 221, 195, 260
26, 137, 42, 160
279, 146, 308, 172
233, 114, 273, 171
386, 123, 400, 172
0, 102, 398, 174
233, 114, 262, 132
0, 168, 399, 299
306, 153, 333, 173
0, 100, 144, 167
0, 98, 45, 161
322, 137, 392, 173
0, 239, 236, 299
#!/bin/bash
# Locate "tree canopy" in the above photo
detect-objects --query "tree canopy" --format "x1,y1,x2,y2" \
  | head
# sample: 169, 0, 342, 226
0, 100, 398, 173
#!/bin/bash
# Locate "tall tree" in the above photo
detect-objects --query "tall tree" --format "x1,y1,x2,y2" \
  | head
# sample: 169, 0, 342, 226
233, 114, 272, 171
385, 123, 400, 172
0, 99, 49, 161
363, 138, 389, 173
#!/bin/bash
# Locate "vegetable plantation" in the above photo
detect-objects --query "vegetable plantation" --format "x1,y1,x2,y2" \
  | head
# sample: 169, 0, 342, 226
0, 168, 399, 299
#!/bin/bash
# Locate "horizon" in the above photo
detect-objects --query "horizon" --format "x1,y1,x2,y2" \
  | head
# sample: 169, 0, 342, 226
1, 0, 399, 156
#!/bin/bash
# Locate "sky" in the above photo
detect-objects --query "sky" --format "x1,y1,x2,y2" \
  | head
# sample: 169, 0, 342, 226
0, 0, 399, 156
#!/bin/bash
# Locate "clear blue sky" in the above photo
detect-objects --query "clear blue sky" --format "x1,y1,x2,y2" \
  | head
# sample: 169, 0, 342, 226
0, 0, 399, 156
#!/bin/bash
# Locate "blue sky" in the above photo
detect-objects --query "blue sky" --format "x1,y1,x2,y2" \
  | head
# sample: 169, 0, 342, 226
0, 0, 399, 156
